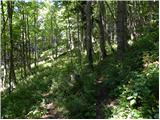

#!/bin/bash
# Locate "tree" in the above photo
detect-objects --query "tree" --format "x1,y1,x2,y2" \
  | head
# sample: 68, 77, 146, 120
76, 8, 82, 69
79, 1, 87, 51
21, 2, 27, 77
50, 5, 55, 58
116, 1, 127, 58
67, 4, 73, 65
98, 1, 107, 60
26, 14, 31, 71
7, 1, 16, 92
34, 7, 37, 67
1, 1, 8, 85
85, 1, 93, 68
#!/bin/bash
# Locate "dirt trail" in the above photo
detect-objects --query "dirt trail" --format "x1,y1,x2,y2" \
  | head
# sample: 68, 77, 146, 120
40, 93, 64, 119
41, 103, 62, 119
96, 75, 117, 119
96, 76, 107, 118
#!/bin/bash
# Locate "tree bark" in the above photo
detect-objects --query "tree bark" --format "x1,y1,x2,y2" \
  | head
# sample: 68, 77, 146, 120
80, 1, 87, 51
67, 10, 73, 65
77, 12, 82, 69
34, 12, 37, 67
7, 1, 16, 93
26, 14, 31, 71
116, 1, 127, 58
22, 7, 27, 77
98, 1, 107, 60
50, 9, 54, 57
86, 1, 93, 69
1, 1, 7, 85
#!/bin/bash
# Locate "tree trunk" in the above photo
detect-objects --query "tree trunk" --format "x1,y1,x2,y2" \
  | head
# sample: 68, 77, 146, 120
116, 1, 127, 59
34, 13, 37, 67
80, 1, 87, 51
67, 10, 73, 65
26, 14, 31, 71
98, 1, 107, 60
7, 1, 16, 93
77, 12, 82, 69
85, 1, 93, 69
50, 10, 54, 57
1, 1, 8, 85
22, 9, 27, 77
104, 2, 115, 52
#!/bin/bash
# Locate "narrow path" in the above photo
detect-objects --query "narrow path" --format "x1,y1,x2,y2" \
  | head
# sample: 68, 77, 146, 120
41, 103, 62, 119
96, 76, 108, 119
40, 92, 64, 119
96, 75, 118, 119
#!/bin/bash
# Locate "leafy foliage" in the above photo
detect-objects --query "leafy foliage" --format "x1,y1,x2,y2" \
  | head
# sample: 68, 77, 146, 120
1, 1, 158, 119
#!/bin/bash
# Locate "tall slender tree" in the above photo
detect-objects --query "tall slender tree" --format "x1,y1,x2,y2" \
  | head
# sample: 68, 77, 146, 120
77, 11, 82, 69
80, 1, 87, 51
34, 8, 37, 67
98, 1, 107, 60
7, 1, 16, 92
1, 1, 8, 85
67, 4, 73, 65
21, 4, 27, 77
85, 1, 93, 68
116, 1, 127, 58
26, 14, 31, 71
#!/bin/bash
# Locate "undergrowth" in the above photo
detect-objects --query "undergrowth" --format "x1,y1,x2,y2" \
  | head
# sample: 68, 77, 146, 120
1, 23, 159, 119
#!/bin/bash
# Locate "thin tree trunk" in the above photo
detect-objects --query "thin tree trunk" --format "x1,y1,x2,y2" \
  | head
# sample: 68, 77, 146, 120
80, 25, 84, 52
116, 1, 127, 59
67, 10, 73, 65
1, 1, 7, 85
77, 12, 82, 69
104, 2, 115, 52
50, 10, 54, 57
55, 39, 58, 58
98, 1, 107, 60
26, 14, 31, 71
80, 2, 87, 51
86, 1, 93, 69
7, 1, 16, 93
22, 8, 27, 77
34, 13, 37, 67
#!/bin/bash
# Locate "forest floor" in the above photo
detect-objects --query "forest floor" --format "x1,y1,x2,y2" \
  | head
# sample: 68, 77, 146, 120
1, 29, 159, 119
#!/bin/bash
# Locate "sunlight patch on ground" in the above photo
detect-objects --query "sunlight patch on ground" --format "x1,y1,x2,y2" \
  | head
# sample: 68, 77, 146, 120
40, 49, 52, 58
43, 62, 52, 67
38, 61, 46, 65
31, 60, 52, 69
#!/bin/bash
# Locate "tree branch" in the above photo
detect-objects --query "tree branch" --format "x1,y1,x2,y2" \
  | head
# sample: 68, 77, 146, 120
105, 1, 116, 23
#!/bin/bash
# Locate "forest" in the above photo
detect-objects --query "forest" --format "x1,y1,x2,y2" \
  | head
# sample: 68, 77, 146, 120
1, 0, 159, 119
